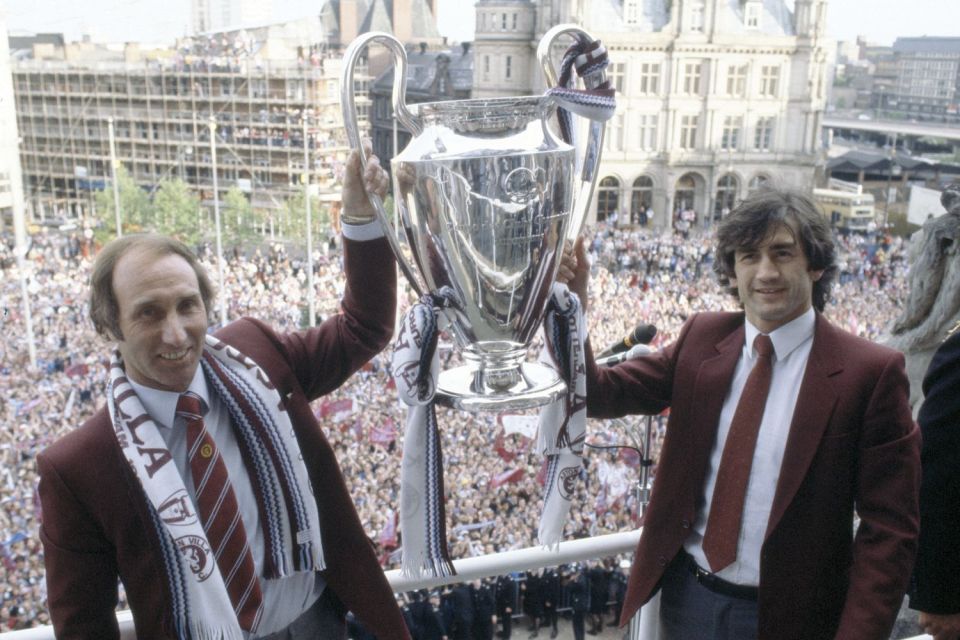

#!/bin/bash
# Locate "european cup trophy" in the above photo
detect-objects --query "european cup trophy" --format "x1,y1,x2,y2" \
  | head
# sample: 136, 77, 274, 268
340, 25, 609, 412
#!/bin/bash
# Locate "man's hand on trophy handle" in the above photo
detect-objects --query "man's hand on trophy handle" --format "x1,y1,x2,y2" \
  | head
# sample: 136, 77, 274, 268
395, 163, 416, 199
558, 236, 590, 311
341, 139, 389, 224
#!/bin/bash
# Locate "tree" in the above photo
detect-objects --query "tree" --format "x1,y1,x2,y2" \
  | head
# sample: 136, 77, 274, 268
93, 165, 153, 242
153, 179, 202, 246
284, 188, 332, 246
221, 186, 260, 249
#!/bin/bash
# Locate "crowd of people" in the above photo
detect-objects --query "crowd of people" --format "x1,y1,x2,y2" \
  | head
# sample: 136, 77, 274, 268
0, 221, 911, 633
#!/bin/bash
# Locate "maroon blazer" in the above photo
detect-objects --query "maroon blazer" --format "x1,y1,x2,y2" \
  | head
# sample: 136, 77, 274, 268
37, 237, 411, 640
587, 311, 920, 640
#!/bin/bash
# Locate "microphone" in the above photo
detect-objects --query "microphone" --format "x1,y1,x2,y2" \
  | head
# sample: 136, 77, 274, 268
596, 343, 652, 367
597, 323, 657, 359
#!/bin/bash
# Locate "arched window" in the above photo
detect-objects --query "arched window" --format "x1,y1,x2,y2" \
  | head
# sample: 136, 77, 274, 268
674, 174, 697, 214
714, 173, 739, 220
597, 176, 620, 223
673, 173, 699, 230
748, 174, 770, 193
631, 176, 654, 225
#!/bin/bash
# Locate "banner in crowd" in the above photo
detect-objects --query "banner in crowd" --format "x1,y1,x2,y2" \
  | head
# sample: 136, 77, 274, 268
317, 397, 353, 422
499, 414, 539, 439
369, 419, 397, 447
490, 467, 524, 489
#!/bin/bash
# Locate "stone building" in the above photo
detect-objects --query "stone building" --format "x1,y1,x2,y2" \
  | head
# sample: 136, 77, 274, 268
472, 0, 830, 230
8, 0, 442, 224
891, 37, 960, 125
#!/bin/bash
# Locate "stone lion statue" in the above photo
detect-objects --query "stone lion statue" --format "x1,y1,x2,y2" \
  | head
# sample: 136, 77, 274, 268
885, 182, 960, 413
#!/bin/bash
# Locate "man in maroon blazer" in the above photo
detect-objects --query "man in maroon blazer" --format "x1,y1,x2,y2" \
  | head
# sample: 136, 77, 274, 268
37, 144, 411, 639
563, 189, 920, 639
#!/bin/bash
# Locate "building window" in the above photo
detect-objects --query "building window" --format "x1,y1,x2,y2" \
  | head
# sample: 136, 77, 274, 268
624, 0, 640, 25
483, 55, 490, 80
754, 117, 774, 151
726, 64, 747, 97
760, 65, 780, 97
683, 62, 702, 95
638, 114, 658, 150
749, 174, 770, 192
607, 61, 626, 93
502, 13, 507, 29
720, 116, 742, 150
714, 173, 739, 220
505, 55, 512, 80
680, 115, 699, 149
597, 176, 621, 222
631, 176, 654, 225
690, 0, 705, 32
639, 63, 660, 94
605, 113, 624, 151
512, 13, 517, 29
745, 2, 761, 28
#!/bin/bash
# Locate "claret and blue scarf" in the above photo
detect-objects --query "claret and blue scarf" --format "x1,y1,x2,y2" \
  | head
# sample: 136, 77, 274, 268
108, 335, 324, 639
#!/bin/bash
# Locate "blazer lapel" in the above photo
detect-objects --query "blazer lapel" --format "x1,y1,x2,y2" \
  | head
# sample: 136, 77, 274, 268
766, 314, 844, 537
689, 325, 745, 459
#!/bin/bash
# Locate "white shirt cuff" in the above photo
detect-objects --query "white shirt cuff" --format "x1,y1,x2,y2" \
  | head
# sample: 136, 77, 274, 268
341, 219, 386, 242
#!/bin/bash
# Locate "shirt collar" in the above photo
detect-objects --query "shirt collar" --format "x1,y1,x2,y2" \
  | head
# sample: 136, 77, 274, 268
128, 366, 210, 430
744, 306, 815, 362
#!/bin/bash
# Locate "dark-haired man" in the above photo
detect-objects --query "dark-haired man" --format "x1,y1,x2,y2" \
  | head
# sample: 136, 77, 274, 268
562, 188, 920, 639
37, 142, 410, 639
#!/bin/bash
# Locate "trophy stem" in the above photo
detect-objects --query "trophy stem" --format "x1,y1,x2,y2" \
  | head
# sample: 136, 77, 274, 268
435, 346, 566, 413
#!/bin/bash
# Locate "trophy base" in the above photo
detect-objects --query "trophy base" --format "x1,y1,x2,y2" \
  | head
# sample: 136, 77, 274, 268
435, 362, 567, 413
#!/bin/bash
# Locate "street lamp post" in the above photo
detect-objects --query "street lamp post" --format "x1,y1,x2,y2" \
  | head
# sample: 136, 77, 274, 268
107, 117, 122, 237
882, 132, 900, 231
208, 116, 228, 327
303, 116, 316, 326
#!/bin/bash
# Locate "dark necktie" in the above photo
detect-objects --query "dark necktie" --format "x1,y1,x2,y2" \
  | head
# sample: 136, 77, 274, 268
177, 392, 263, 631
702, 334, 775, 573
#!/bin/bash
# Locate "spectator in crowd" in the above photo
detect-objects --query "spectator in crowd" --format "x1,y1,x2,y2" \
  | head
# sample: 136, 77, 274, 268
472, 579, 497, 640
496, 574, 519, 639
35, 143, 408, 639
563, 566, 589, 640
540, 567, 561, 639
563, 188, 920, 639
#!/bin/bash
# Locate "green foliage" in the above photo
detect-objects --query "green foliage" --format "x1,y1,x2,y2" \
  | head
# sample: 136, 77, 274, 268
153, 179, 202, 245
221, 186, 261, 249
283, 188, 333, 244
92, 165, 153, 242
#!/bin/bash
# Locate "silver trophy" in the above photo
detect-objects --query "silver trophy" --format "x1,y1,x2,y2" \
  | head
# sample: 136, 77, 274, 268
340, 25, 607, 412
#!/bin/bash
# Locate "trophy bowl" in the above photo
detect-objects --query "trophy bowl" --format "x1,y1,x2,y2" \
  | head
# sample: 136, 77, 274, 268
340, 26, 606, 412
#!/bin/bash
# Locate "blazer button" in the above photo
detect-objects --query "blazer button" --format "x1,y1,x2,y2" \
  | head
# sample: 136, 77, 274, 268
681, 519, 691, 529
658, 556, 667, 567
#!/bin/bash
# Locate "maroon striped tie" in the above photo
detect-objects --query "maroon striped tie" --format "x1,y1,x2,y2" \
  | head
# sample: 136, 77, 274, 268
702, 334, 775, 573
177, 392, 263, 631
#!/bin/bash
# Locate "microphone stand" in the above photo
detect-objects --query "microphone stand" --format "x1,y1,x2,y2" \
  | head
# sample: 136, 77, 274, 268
585, 415, 655, 640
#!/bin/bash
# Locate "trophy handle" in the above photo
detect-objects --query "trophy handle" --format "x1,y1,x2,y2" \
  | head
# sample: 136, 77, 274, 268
537, 24, 608, 242
340, 32, 426, 297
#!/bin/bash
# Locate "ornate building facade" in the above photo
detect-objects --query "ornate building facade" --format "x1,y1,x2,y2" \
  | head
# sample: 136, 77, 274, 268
472, 0, 830, 229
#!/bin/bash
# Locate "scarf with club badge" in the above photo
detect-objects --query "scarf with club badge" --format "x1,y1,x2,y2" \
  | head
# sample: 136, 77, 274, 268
391, 284, 586, 578
537, 282, 587, 549
108, 334, 324, 640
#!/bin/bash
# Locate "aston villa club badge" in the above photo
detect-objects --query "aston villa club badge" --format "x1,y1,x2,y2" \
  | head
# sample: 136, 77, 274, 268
176, 535, 214, 581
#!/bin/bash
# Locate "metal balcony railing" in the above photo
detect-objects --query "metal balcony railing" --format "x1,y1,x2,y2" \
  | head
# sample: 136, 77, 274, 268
0, 530, 643, 639
0, 527, 935, 640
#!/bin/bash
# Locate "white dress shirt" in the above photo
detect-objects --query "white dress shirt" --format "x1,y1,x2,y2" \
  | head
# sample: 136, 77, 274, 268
683, 307, 816, 585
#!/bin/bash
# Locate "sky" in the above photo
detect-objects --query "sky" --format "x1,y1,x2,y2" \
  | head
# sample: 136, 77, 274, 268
1, 0, 957, 48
